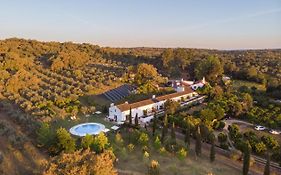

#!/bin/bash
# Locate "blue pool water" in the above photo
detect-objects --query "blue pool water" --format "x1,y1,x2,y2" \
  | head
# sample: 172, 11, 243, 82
69, 123, 105, 136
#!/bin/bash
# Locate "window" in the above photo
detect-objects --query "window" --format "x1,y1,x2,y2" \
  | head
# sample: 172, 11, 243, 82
126, 115, 130, 121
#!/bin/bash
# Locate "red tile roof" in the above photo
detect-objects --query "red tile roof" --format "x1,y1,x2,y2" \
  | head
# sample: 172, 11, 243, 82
116, 87, 194, 112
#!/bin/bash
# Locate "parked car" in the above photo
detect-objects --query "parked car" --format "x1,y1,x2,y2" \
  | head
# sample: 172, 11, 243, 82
254, 125, 266, 131
269, 130, 281, 135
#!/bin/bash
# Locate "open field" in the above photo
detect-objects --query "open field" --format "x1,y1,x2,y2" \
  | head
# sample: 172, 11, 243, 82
232, 80, 266, 91
115, 148, 241, 175
109, 128, 244, 175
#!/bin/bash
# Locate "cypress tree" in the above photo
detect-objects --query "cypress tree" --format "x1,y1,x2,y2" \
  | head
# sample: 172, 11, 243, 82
0, 151, 3, 175
129, 107, 132, 126
152, 115, 157, 136
210, 141, 216, 162
184, 122, 190, 146
209, 133, 216, 162
171, 122, 176, 145
195, 125, 202, 156
243, 142, 251, 175
161, 114, 168, 143
263, 153, 270, 175
134, 113, 139, 128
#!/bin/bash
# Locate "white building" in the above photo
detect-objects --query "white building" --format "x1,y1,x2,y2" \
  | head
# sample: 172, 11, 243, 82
108, 86, 202, 123
171, 77, 206, 91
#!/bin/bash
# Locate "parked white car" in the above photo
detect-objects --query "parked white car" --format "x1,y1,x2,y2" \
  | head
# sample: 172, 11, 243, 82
269, 130, 281, 135
254, 125, 266, 131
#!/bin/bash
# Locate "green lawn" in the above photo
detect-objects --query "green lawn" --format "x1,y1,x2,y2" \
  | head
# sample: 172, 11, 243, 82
232, 80, 266, 91
51, 113, 114, 131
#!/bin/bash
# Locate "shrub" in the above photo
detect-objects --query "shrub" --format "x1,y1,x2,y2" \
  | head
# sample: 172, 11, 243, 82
254, 142, 267, 154
143, 151, 150, 159
217, 121, 225, 130
138, 132, 149, 146
229, 150, 242, 161
220, 143, 229, 150
115, 133, 124, 146
142, 145, 149, 153
154, 136, 161, 150
81, 134, 94, 149
159, 147, 167, 155
127, 143, 135, 152
177, 147, 187, 161
148, 160, 160, 175
92, 132, 109, 153
120, 147, 128, 160
218, 132, 227, 143
56, 127, 76, 153
143, 151, 150, 164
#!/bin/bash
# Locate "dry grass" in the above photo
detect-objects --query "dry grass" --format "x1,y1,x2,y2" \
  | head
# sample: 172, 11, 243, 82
115, 146, 241, 175
0, 114, 47, 175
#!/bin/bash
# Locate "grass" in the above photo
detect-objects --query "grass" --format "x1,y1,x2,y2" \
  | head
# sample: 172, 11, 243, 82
115, 149, 241, 175
232, 80, 266, 91
111, 129, 242, 175
51, 113, 114, 131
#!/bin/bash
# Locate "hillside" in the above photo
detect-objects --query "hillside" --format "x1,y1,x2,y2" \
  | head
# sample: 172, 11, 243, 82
0, 38, 281, 174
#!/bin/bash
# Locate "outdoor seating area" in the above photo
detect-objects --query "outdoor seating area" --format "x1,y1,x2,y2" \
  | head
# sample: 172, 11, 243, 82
111, 125, 120, 131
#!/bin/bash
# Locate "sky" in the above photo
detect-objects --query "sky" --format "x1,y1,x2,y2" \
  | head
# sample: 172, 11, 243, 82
0, 0, 281, 49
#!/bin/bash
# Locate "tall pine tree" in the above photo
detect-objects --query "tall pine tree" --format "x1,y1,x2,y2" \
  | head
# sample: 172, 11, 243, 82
171, 122, 176, 145
152, 114, 157, 136
134, 113, 139, 128
243, 142, 251, 175
209, 133, 216, 162
195, 125, 202, 157
129, 107, 132, 126
210, 141, 215, 162
161, 114, 168, 143
263, 153, 270, 175
184, 122, 190, 146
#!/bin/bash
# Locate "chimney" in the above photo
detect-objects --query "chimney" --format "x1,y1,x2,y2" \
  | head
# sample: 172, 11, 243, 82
152, 95, 156, 99
202, 77, 206, 84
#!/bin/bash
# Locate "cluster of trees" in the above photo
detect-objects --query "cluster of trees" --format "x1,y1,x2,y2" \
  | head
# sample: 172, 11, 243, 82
222, 50, 281, 83
266, 77, 281, 99
36, 123, 117, 174
157, 100, 216, 161
0, 38, 129, 125
194, 55, 224, 84
245, 105, 281, 129
43, 149, 117, 175
37, 124, 111, 154
161, 48, 192, 76
228, 124, 281, 169
124, 63, 166, 94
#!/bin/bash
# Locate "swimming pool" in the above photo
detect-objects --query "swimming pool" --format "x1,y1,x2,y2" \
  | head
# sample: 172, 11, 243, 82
69, 123, 105, 137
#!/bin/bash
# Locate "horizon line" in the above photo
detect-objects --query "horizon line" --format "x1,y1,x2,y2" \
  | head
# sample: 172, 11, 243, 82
1, 37, 281, 51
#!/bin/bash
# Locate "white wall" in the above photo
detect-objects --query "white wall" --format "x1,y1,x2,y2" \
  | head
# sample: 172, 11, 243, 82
109, 91, 199, 122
